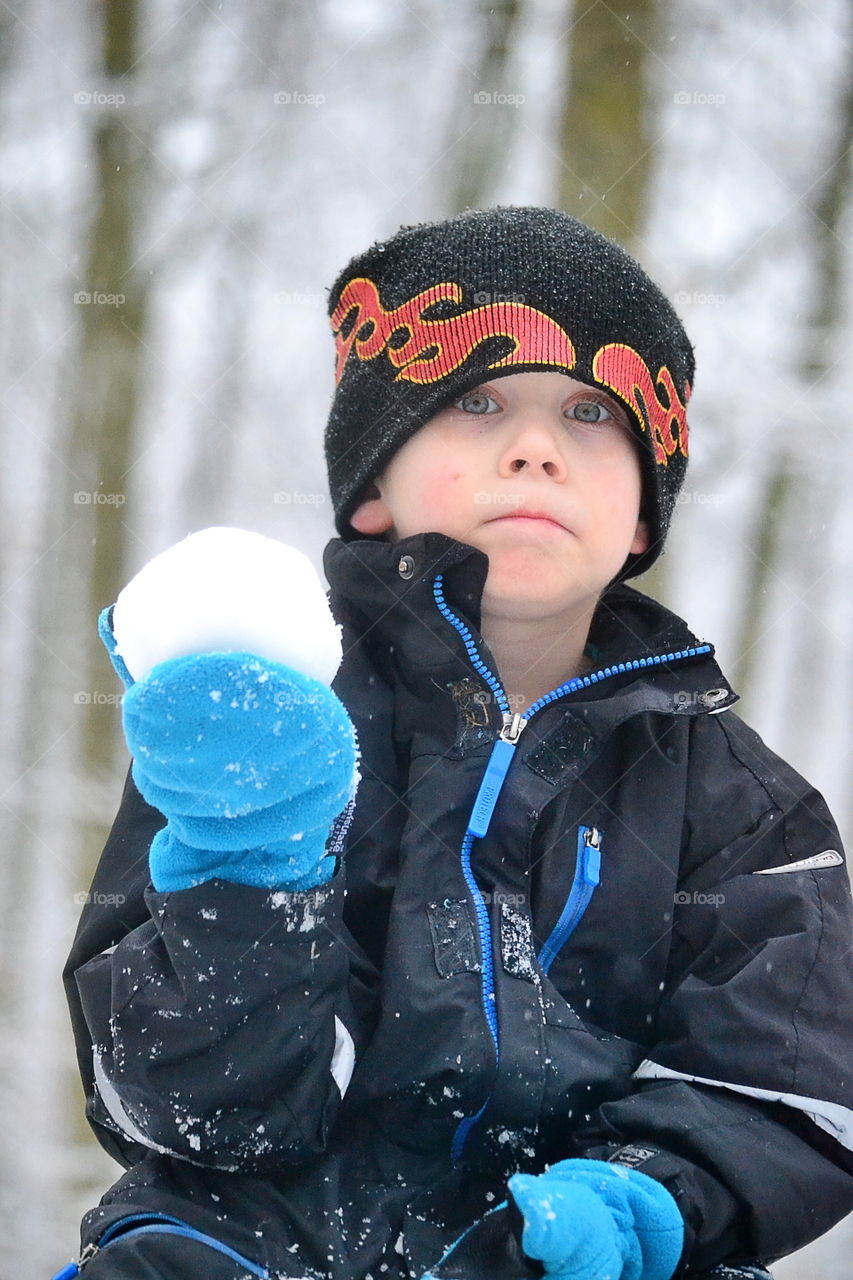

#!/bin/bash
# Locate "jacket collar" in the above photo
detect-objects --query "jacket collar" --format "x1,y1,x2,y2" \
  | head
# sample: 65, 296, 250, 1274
324, 531, 489, 628
323, 533, 738, 717
323, 533, 492, 681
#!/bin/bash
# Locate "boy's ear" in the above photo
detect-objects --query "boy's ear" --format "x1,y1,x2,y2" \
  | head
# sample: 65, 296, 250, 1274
631, 518, 651, 555
349, 483, 395, 536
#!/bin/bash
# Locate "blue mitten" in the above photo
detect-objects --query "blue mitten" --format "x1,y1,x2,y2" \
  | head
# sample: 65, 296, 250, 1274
98, 529, 359, 894
507, 1159, 684, 1280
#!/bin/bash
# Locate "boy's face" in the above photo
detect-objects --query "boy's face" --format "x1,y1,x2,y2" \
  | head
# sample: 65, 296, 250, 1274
350, 371, 650, 619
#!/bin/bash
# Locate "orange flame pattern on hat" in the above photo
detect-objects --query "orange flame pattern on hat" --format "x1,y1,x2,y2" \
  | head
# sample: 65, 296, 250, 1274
593, 344, 690, 465
332, 278, 576, 386
331, 277, 689, 464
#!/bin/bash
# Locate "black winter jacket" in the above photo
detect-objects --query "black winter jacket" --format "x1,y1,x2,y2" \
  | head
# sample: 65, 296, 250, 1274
64, 533, 853, 1279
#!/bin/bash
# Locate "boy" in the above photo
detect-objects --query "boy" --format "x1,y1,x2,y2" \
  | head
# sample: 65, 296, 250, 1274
58, 207, 853, 1280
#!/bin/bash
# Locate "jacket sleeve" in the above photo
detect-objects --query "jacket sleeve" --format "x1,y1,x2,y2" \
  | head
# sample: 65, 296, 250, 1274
65, 767, 378, 1173
574, 709, 853, 1272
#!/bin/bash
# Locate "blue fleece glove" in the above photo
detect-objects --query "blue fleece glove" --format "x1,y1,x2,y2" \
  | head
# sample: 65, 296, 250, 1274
100, 607, 358, 893
507, 1160, 684, 1280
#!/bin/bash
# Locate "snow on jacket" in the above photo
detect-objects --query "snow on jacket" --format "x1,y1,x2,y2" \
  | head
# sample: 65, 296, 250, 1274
64, 532, 853, 1279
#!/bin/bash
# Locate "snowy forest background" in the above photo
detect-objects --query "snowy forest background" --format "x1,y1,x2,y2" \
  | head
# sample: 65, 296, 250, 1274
1, 1, 851, 1276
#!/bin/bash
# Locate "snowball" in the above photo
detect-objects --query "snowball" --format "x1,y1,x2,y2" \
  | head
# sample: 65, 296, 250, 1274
111, 527, 343, 685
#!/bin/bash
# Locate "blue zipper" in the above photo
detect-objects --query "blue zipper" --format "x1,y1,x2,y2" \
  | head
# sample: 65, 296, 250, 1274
420, 1197, 511, 1279
432, 573, 712, 1161
51, 1212, 269, 1278
538, 824, 601, 973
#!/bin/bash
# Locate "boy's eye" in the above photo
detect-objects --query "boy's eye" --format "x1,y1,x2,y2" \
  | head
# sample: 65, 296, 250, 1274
569, 399, 613, 423
453, 390, 500, 415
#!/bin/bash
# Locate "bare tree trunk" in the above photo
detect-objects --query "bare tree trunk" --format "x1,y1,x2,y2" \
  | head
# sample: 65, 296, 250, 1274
445, 0, 524, 212
554, 0, 668, 599
69, 0, 148, 825
556, 0, 657, 250
731, 46, 853, 706
0, 0, 152, 1265
27, 0, 154, 1252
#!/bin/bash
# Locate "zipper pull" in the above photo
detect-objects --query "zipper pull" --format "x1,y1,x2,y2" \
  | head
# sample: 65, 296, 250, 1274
499, 711, 528, 744
51, 1241, 98, 1280
52, 1242, 99, 1279
581, 825, 602, 884
467, 714, 529, 839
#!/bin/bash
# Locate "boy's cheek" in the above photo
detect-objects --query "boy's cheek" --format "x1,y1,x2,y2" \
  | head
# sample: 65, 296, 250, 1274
397, 471, 470, 536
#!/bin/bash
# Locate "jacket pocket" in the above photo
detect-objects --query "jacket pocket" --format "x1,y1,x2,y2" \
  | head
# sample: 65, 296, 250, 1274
52, 1212, 269, 1279
537, 824, 601, 974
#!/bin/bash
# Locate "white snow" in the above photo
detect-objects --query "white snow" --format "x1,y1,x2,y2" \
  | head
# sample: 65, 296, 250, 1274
110, 527, 343, 684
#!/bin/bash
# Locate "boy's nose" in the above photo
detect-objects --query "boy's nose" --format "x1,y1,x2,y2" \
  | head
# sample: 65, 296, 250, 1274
497, 418, 568, 480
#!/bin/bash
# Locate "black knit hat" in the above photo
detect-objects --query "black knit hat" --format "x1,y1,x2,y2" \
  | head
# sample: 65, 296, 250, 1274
324, 206, 693, 579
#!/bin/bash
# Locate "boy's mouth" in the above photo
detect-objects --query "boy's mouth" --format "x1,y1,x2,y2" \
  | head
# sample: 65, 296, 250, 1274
486, 508, 570, 533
